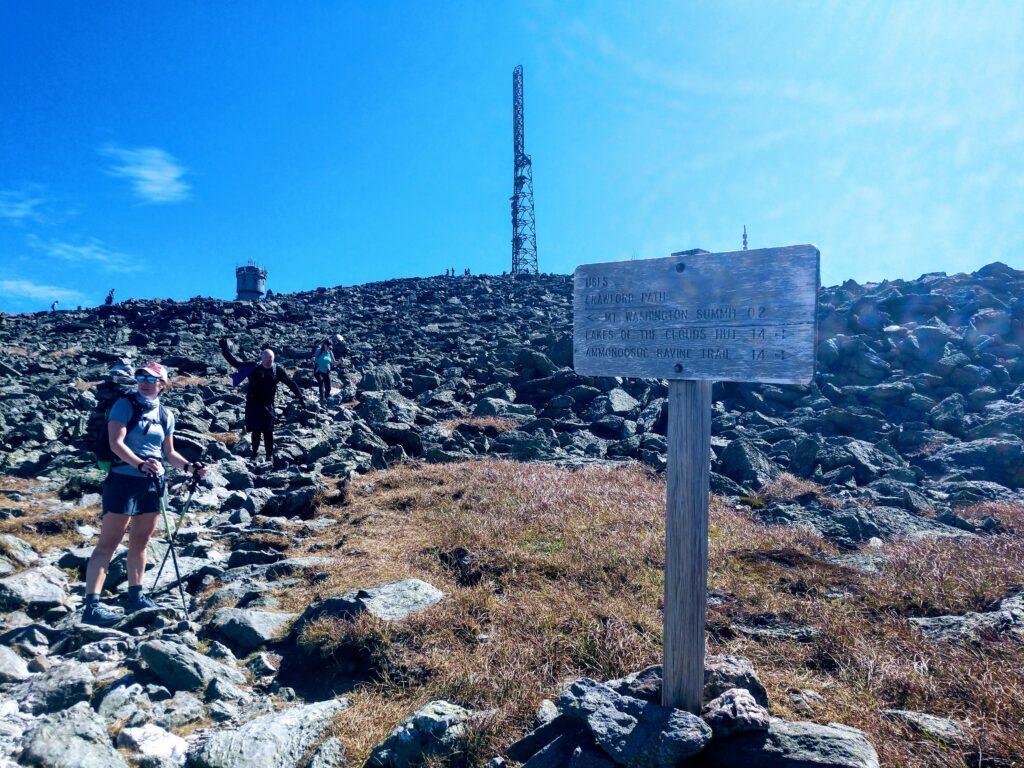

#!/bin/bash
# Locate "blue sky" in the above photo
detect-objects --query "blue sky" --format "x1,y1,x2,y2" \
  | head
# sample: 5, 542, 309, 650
1, 1, 1021, 312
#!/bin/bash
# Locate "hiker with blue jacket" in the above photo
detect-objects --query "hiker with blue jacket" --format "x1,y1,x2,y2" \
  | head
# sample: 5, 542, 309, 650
82, 362, 207, 626
311, 338, 335, 401
219, 337, 306, 464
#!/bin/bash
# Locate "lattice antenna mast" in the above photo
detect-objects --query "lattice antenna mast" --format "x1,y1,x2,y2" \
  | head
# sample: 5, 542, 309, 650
511, 65, 538, 275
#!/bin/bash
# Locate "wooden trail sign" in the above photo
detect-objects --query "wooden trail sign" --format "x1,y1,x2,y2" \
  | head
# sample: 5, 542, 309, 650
574, 245, 819, 384
573, 245, 820, 713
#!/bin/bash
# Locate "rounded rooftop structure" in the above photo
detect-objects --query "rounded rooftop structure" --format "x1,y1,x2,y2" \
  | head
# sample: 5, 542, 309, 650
236, 262, 267, 301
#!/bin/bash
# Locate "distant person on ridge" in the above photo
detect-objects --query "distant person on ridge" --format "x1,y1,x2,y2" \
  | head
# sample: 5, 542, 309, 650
219, 337, 305, 466
311, 338, 335, 402
50, 300, 58, 312
105, 289, 115, 306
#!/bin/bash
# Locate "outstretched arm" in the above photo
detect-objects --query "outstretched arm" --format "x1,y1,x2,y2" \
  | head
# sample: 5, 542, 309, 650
219, 337, 245, 369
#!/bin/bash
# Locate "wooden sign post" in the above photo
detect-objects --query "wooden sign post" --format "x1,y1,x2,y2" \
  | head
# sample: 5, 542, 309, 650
573, 245, 819, 712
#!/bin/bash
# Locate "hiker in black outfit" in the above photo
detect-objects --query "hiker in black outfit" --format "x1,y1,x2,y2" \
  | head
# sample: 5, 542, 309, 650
219, 338, 305, 463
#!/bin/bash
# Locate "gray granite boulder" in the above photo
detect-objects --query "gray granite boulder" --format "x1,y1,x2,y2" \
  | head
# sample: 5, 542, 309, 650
0, 644, 30, 683
19, 701, 129, 768
703, 656, 770, 709
0, 566, 69, 611
881, 709, 968, 746
209, 608, 297, 655
116, 724, 188, 765
0, 534, 38, 567
719, 439, 781, 490
190, 698, 349, 768
694, 718, 879, 768
369, 700, 473, 767
701, 688, 771, 738
558, 679, 712, 768
909, 593, 1024, 643
139, 640, 246, 693
298, 578, 444, 628
15, 659, 95, 714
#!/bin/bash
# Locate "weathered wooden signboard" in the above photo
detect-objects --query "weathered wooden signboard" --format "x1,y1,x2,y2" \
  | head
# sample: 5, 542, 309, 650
574, 245, 819, 384
573, 245, 820, 714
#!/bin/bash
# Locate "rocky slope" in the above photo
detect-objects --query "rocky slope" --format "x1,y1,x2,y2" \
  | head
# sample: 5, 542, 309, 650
2, 262, 1023, 544
0, 261, 1022, 767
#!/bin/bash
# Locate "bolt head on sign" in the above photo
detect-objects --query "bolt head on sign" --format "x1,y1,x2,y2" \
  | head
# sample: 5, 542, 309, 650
573, 245, 820, 385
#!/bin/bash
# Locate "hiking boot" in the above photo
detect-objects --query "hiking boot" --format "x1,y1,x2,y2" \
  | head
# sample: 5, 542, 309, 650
81, 601, 120, 626
125, 592, 157, 613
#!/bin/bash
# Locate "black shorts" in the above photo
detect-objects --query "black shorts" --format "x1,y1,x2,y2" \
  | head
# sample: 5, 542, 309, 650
102, 473, 166, 517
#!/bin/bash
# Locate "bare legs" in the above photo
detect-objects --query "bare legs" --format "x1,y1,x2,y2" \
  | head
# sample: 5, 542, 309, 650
84, 512, 159, 594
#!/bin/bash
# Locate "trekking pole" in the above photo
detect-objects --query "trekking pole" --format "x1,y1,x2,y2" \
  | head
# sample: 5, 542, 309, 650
151, 468, 202, 597
154, 474, 191, 617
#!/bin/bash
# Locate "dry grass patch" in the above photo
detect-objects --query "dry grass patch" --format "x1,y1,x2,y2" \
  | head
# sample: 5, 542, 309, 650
44, 346, 80, 358
284, 460, 1024, 768
956, 501, 1024, 535
73, 379, 102, 390
168, 375, 209, 388
439, 417, 520, 434
0, 476, 99, 551
754, 473, 840, 509
0, 346, 31, 357
206, 431, 241, 445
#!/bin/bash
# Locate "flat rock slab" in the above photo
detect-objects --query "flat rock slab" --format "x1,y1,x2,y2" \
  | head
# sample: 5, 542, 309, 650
14, 659, 94, 714
210, 608, 298, 656
19, 701, 130, 768
369, 700, 472, 767
0, 644, 30, 683
0, 566, 69, 611
881, 709, 969, 746
909, 593, 1024, 643
116, 723, 189, 764
139, 639, 246, 693
301, 578, 444, 626
694, 718, 879, 768
190, 698, 349, 768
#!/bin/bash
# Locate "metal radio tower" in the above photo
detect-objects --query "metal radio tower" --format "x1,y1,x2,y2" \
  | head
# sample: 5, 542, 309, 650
511, 65, 538, 275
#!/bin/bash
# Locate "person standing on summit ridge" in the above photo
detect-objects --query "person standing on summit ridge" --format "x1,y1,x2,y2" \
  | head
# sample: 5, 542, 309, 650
219, 338, 305, 466
311, 338, 335, 402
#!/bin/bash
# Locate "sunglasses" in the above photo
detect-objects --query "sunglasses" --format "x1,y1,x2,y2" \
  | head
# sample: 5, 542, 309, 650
135, 374, 160, 383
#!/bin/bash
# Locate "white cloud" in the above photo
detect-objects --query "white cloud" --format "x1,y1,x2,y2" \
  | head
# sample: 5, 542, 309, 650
0, 188, 50, 224
27, 234, 141, 273
100, 144, 191, 203
0, 279, 86, 304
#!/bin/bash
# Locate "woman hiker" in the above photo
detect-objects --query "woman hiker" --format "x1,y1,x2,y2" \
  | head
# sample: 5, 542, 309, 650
82, 362, 208, 626
219, 337, 306, 466
312, 338, 335, 402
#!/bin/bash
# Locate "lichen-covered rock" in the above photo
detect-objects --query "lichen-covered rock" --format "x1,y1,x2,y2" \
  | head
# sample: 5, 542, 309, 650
14, 659, 94, 714
368, 700, 472, 767
209, 608, 297, 655
695, 718, 879, 768
19, 701, 129, 768
0, 566, 68, 612
558, 679, 712, 768
298, 578, 444, 628
139, 639, 246, 693
701, 688, 770, 738
190, 698, 349, 768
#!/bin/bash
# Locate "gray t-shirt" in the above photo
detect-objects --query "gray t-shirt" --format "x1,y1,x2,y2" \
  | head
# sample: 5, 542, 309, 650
108, 396, 176, 477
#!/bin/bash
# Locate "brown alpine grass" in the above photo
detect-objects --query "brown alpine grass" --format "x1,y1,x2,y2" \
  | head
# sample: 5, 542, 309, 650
274, 460, 1024, 768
